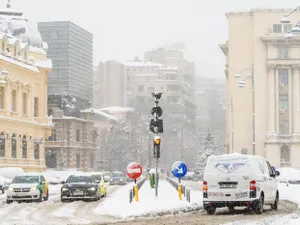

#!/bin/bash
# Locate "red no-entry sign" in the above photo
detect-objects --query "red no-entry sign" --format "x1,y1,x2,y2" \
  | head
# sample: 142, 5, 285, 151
126, 162, 142, 180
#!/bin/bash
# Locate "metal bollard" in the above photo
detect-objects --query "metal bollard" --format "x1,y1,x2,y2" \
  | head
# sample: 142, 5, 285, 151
129, 190, 132, 203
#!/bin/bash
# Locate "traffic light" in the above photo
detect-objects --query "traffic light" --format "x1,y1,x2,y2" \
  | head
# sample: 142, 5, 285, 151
150, 92, 163, 133
153, 136, 161, 159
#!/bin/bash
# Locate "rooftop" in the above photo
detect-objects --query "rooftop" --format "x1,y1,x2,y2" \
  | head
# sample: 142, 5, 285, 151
226, 8, 299, 18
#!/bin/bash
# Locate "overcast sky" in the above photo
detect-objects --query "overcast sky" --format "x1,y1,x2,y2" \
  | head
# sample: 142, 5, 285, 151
4, 0, 300, 77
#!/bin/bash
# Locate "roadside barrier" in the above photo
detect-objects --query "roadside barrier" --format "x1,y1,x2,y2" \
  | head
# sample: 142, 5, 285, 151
129, 176, 147, 203
166, 177, 191, 202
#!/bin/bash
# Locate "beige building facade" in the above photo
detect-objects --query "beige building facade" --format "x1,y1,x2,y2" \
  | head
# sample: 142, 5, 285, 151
221, 9, 300, 168
0, 10, 53, 171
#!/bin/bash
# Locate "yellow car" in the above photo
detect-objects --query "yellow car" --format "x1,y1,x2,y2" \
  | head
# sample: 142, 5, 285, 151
88, 173, 107, 198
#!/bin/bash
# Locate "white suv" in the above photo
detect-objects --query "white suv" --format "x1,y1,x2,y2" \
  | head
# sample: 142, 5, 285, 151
202, 153, 280, 214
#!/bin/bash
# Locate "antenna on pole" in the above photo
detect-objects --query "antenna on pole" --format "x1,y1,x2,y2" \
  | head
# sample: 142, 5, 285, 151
7, 0, 11, 8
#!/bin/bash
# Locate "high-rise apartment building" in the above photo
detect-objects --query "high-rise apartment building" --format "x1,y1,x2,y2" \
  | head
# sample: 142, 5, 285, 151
221, 9, 300, 168
38, 21, 93, 110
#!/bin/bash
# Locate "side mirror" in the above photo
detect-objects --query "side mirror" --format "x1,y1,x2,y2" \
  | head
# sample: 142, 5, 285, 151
275, 171, 280, 176
61, 181, 66, 184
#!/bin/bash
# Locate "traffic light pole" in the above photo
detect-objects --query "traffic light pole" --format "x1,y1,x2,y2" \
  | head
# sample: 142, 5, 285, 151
150, 92, 163, 198
154, 95, 159, 198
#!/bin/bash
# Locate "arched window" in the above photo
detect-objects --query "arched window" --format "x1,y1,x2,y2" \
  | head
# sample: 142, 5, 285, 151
34, 142, 40, 160
22, 135, 27, 158
0, 132, 5, 158
13, 46, 17, 57
76, 129, 80, 142
48, 109, 53, 117
280, 145, 290, 167
11, 133, 17, 158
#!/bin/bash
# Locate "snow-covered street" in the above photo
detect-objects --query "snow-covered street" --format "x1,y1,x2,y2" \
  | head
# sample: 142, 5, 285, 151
0, 178, 298, 225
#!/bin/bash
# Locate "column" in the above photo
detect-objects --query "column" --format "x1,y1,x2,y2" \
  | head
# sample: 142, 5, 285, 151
289, 68, 293, 134
275, 68, 280, 133
292, 65, 300, 133
267, 65, 276, 133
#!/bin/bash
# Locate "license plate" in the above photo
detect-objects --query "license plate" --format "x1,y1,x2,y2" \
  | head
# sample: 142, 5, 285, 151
73, 191, 83, 196
220, 184, 236, 188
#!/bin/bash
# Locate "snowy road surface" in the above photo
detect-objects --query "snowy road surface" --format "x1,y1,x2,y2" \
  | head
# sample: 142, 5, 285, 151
0, 184, 122, 225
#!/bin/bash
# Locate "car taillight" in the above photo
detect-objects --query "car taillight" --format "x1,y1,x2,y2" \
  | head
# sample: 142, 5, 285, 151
250, 180, 256, 191
203, 181, 208, 191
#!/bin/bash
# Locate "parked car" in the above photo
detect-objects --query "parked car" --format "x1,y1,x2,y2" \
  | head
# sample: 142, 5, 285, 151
99, 171, 112, 183
110, 172, 127, 185
202, 153, 280, 215
87, 172, 107, 197
61, 175, 100, 202
6, 173, 49, 203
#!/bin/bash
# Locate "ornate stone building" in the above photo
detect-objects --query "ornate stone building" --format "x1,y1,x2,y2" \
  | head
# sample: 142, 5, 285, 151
0, 5, 53, 171
221, 9, 300, 168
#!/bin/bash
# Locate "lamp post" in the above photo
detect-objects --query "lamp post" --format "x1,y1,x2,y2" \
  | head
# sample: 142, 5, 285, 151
234, 65, 255, 155
221, 96, 234, 153
280, 6, 300, 40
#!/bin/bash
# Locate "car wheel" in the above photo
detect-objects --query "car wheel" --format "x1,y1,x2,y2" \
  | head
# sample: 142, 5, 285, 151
228, 206, 234, 213
44, 190, 49, 201
271, 192, 279, 210
254, 194, 264, 214
6, 200, 12, 204
206, 206, 216, 215
37, 192, 43, 202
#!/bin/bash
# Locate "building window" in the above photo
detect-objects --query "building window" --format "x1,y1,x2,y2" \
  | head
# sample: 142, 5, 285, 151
273, 24, 282, 33
34, 143, 40, 160
22, 135, 27, 158
148, 87, 154, 93
284, 24, 293, 33
13, 46, 17, 57
11, 133, 17, 158
0, 87, 4, 109
278, 68, 288, 85
22, 93, 27, 114
279, 95, 288, 110
76, 129, 80, 142
76, 153, 80, 168
138, 85, 144, 92
279, 120, 289, 134
48, 109, 54, 116
278, 46, 289, 59
0, 132, 5, 157
11, 90, 17, 112
280, 145, 290, 167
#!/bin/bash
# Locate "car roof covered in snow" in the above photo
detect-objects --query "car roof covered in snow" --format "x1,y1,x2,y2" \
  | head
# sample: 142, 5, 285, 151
17, 172, 41, 176
207, 153, 265, 161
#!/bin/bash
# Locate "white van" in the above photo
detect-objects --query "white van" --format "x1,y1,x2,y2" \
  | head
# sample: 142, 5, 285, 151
202, 153, 280, 214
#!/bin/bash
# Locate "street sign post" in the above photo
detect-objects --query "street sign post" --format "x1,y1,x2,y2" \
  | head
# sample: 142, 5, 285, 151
171, 161, 188, 200
126, 162, 143, 202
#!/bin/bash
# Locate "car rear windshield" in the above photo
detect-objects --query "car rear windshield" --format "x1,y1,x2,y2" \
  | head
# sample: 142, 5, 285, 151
67, 176, 94, 183
214, 158, 248, 174
12, 176, 39, 184
92, 175, 102, 181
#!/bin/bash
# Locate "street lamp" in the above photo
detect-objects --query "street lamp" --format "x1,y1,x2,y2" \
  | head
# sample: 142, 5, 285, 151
280, 6, 300, 40
234, 65, 256, 155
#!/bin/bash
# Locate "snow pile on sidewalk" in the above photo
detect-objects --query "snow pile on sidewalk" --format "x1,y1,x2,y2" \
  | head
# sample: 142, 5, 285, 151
94, 180, 202, 218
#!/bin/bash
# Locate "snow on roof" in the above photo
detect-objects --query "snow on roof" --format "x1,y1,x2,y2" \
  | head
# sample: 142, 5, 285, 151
35, 59, 52, 69
122, 60, 163, 67
0, 54, 39, 72
81, 108, 119, 121
98, 106, 134, 112
29, 46, 46, 55
208, 153, 265, 161
53, 115, 93, 123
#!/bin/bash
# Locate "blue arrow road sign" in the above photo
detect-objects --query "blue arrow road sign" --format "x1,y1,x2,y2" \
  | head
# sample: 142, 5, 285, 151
171, 161, 187, 178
